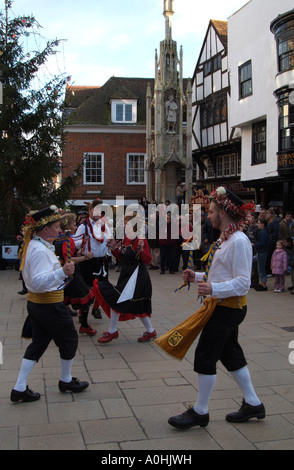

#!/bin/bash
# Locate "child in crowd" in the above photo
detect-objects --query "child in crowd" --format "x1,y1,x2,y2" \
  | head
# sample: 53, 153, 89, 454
271, 240, 288, 293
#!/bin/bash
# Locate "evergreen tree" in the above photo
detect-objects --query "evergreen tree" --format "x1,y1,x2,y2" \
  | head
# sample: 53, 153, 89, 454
0, 0, 80, 235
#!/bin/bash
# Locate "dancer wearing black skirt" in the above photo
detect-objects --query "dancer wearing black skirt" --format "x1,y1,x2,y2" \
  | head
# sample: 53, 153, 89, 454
94, 215, 156, 343
54, 213, 96, 336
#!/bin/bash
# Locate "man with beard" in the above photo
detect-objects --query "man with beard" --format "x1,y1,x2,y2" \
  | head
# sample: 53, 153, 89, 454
168, 187, 265, 429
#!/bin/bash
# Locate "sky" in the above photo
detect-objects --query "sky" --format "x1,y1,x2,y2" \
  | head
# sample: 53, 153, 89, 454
7, 0, 249, 87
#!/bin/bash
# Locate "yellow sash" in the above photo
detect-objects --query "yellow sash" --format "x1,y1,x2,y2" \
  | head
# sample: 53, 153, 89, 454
27, 291, 64, 304
154, 295, 247, 361
218, 295, 247, 309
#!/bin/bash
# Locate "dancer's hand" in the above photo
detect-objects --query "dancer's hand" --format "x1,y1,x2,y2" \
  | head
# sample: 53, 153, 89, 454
138, 239, 144, 251
63, 261, 75, 277
108, 239, 118, 250
182, 269, 196, 283
197, 281, 212, 296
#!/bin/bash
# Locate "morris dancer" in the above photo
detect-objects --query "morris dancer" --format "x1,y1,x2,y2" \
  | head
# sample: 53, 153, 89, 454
74, 199, 111, 319
168, 187, 265, 429
94, 214, 156, 344
11, 206, 89, 403
54, 213, 96, 336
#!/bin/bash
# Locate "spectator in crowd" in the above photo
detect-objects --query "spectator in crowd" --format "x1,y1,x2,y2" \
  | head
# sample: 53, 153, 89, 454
246, 213, 259, 288
289, 239, 294, 295
159, 212, 176, 274
271, 240, 288, 293
254, 217, 269, 292
279, 213, 294, 240
147, 212, 160, 270
265, 208, 280, 276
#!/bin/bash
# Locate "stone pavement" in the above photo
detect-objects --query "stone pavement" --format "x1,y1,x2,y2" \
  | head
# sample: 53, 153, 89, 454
0, 267, 294, 451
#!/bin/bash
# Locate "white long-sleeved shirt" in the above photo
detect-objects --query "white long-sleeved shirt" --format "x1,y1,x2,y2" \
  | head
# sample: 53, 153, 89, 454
74, 218, 110, 258
22, 238, 65, 293
195, 231, 252, 299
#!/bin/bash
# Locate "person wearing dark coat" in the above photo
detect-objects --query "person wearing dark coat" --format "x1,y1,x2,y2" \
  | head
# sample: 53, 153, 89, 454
254, 217, 269, 291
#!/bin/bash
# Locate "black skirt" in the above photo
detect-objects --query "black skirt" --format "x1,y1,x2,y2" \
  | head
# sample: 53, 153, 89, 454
63, 265, 94, 310
93, 245, 152, 321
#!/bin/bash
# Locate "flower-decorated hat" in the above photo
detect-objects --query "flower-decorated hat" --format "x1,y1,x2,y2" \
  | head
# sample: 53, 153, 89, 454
210, 186, 254, 221
20, 206, 65, 270
209, 186, 255, 241
23, 205, 65, 232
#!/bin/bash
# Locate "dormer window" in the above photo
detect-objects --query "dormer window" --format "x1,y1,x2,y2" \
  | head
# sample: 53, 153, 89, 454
111, 99, 137, 124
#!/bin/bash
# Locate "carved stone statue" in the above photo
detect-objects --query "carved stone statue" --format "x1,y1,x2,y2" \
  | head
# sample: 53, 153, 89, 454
165, 94, 177, 133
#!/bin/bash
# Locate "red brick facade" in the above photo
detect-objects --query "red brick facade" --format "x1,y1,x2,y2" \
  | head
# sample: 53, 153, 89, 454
62, 77, 153, 207
62, 129, 147, 203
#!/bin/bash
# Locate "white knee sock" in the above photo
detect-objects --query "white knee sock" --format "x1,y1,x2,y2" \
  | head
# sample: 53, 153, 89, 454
109, 309, 120, 334
14, 358, 36, 392
194, 373, 217, 415
140, 316, 154, 333
60, 358, 73, 383
230, 366, 261, 406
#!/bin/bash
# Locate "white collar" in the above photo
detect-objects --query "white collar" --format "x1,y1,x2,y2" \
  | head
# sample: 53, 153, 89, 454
33, 235, 55, 252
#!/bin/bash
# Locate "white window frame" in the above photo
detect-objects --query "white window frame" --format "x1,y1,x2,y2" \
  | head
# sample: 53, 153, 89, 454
83, 152, 104, 185
111, 99, 137, 124
127, 153, 146, 185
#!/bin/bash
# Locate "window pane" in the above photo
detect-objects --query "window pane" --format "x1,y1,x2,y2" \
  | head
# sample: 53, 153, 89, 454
200, 104, 207, 128
207, 159, 214, 178
116, 104, 123, 121
204, 61, 211, 76
279, 38, 294, 72
128, 154, 145, 183
252, 121, 266, 164
221, 99, 227, 121
213, 55, 221, 71
237, 154, 241, 175
239, 61, 252, 99
216, 157, 223, 177
214, 100, 221, 124
125, 104, 132, 121
230, 155, 236, 175
224, 156, 230, 176
84, 154, 103, 183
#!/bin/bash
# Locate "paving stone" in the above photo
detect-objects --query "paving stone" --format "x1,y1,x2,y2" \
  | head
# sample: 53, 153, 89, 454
1, 269, 294, 450
80, 417, 146, 444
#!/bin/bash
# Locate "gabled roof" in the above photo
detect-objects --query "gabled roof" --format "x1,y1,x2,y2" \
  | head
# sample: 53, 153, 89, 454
64, 77, 154, 126
192, 19, 228, 79
211, 20, 228, 49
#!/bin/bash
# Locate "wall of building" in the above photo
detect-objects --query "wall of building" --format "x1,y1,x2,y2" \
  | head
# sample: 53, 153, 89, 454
62, 128, 147, 204
228, 0, 294, 183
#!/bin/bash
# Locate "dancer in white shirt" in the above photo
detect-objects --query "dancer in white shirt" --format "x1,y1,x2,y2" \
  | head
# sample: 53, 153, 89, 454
74, 199, 111, 319
11, 206, 89, 403
168, 187, 265, 429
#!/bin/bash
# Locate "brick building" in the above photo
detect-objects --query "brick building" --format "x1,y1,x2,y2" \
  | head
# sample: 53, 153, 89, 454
62, 77, 154, 209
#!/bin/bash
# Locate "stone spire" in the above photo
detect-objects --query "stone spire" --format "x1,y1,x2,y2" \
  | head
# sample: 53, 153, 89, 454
146, 0, 193, 204
163, 0, 174, 39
